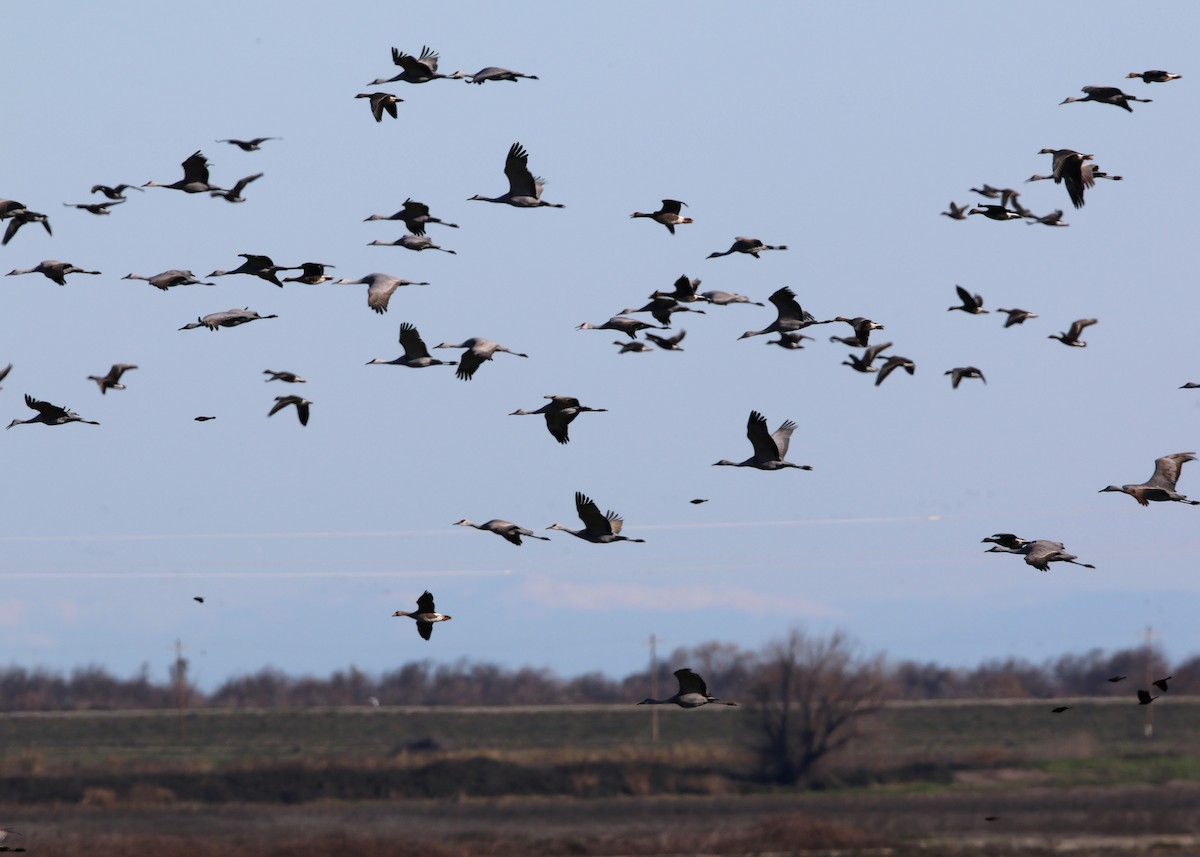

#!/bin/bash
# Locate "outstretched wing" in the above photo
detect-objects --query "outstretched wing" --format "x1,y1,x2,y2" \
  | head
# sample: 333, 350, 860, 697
746, 410, 780, 460
399, 323, 433, 359
674, 668, 708, 696
574, 491, 614, 536
416, 590, 436, 613
1148, 452, 1196, 490
503, 143, 539, 198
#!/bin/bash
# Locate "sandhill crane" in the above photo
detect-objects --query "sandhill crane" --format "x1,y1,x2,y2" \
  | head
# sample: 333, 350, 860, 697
630, 199, 692, 234
968, 205, 1023, 221
707, 236, 787, 259
714, 410, 811, 471
208, 254, 295, 287
178, 308, 278, 331
264, 370, 306, 383
7, 260, 99, 285
1100, 452, 1200, 506
461, 66, 539, 84
510, 396, 606, 444
88, 363, 137, 394
1022, 540, 1096, 571
370, 46, 461, 85
268, 395, 311, 426
356, 91, 402, 122
144, 150, 224, 193
942, 201, 970, 220
64, 199, 124, 215
945, 366, 986, 388
618, 297, 706, 328
392, 591, 451, 641
282, 262, 336, 285
364, 199, 459, 235
2, 208, 52, 245
645, 330, 687, 351
971, 184, 1004, 199
651, 275, 706, 303
454, 519, 549, 545
91, 183, 143, 199
335, 273, 429, 314
829, 316, 885, 347
548, 492, 645, 543
368, 233, 456, 254
737, 286, 830, 339
1048, 318, 1097, 347
1060, 85, 1152, 112
123, 270, 214, 290
216, 137, 280, 151
638, 668, 736, 708
1127, 70, 1181, 83
1035, 149, 1093, 209
469, 142, 563, 208
7, 394, 99, 429
434, 337, 528, 381
996, 307, 1038, 327
209, 172, 263, 203
577, 316, 665, 339
702, 290, 763, 307
766, 331, 813, 349
614, 340, 653, 353
366, 323, 456, 368
948, 285, 987, 314
875, 355, 916, 386
843, 341, 893, 374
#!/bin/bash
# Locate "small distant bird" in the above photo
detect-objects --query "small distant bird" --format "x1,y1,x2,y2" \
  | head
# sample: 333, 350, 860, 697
365, 323, 456, 369
1127, 70, 1182, 84
2, 208, 53, 244
1060, 85, 1152, 112
1108, 675, 1127, 683
875, 355, 916, 386
87, 363, 137, 394
690, 499, 708, 505
714, 410, 812, 471
945, 366, 986, 388
618, 297, 706, 328
1048, 318, 1097, 347
984, 816, 999, 822
613, 340, 653, 353
707, 236, 787, 259
356, 91, 403, 122
268, 395, 311, 426
91, 183, 144, 199
194, 416, 216, 422
1137, 689, 1157, 705
1180, 382, 1200, 389
941, 201, 970, 220
509, 396, 606, 444
548, 492, 645, 544
1027, 209, 1069, 227
453, 518, 550, 546
193, 596, 204, 604
1051, 706, 1071, 713
651, 274, 706, 304
829, 316, 885, 347
63, 199, 125, 215
264, 370, 306, 383
392, 591, 452, 640
282, 262, 336, 285
702, 290, 764, 307
645, 330, 688, 351
970, 184, 1004, 199
630, 199, 693, 234
843, 341, 893, 374
461, 66, 539, 84
1100, 452, 1199, 506
968, 205, 1023, 221
996, 308, 1038, 327
216, 137, 280, 151
7, 394, 99, 429
209, 172, 263, 203
766, 331, 813, 349
638, 668, 736, 708
1153, 676, 1172, 692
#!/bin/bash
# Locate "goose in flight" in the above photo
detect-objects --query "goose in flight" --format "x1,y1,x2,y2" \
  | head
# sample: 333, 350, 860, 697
335, 273, 429, 314
366, 323, 456, 368
209, 172, 263, 203
630, 199, 692, 234
216, 137, 280, 151
268, 395, 311, 426
945, 366, 985, 388
1035, 149, 1093, 209
1048, 318, 1097, 347
618, 297, 706, 327
875, 355, 916, 386
766, 331, 813, 349
941, 201, 970, 220
0, 363, 10, 390
392, 591, 451, 641
842, 341, 893, 374
1127, 70, 1182, 83
90, 183, 144, 199
707, 236, 787, 259
7, 394, 99, 429
87, 363, 137, 394
948, 285, 987, 314
829, 316, 885, 347
454, 519, 549, 546
651, 275, 707, 303
509, 395, 606, 444
968, 204, 1024, 221
434, 337, 528, 381
355, 91, 402, 122
63, 199, 124, 215
638, 668, 736, 708
714, 410, 812, 471
1100, 452, 1200, 506
613, 340, 654, 353
547, 492, 645, 543
996, 307, 1038, 327
264, 370, 306, 383
469, 142, 563, 208
282, 262, 336, 285
644, 329, 687, 351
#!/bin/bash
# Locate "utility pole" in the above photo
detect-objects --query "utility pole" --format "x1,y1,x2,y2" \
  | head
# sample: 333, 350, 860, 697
171, 639, 189, 740
649, 633, 659, 743
1143, 625, 1159, 739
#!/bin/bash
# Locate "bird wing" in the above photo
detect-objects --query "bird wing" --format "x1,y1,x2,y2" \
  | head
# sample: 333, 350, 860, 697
417, 621, 433, 641
368, 279, 398, 313
767, 287, 811, 325
746, 411, 780, 460
771, 420, 798, 459
416, 590, 436, 613
1021, 541, 1056, 570
1148, 452, 1196, 490
296, 401, 310, 426
674, 668, 708, 696
399, 323, 433, 359
503, 143, 539, 197
401, 199, 432, 219
25, 395, 67, 418
659, 199, 686, 215
1068, 318, 1098, 340
181, 151, 210, 185
875, 357, 901, 386
544, 410, 575, 443
954, 285, 979, 309
267, 397, 292, 418
574, 492, 614, 536
229, 173, 263, 196
456, 349, 486, 381
392, 45, 438, 74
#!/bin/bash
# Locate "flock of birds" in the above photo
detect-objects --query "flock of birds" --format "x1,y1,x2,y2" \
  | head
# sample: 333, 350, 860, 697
0, 47, 1193, 726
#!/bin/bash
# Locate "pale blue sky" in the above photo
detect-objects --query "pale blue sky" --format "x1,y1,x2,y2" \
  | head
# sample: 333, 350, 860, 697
2, 3, 1198, 690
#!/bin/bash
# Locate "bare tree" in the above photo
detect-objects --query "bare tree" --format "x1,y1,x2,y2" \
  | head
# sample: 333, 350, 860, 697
748, 629, 887, 785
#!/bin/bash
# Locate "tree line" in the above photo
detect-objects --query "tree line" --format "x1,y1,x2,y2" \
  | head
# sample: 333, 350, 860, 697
0, 636, 1187, 712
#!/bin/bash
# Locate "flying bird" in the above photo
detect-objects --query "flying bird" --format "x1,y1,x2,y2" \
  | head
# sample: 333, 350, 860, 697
713, 410, 812, 471
264, 370, 306, 383
630, 199, 693, 234
356, 91, 403, 122
268, 395, 311, 426
1137, 689, 1157, 705
364, 199, 459, 235
7, 394, 99, 429
370, 45, 460, 85
509, 396, 606, 444
282, 262, 336, 285
461, 66, 539, 84
453, 519, 549, 546
87, 363, 137, 394
941, 201, 970, 220
209, 172, 263, 203
1126, 70, 1181, 84
707, 236, 787, 259
996, 308, 1038, 327
1100, 453, 1199, 506
63, 199, 125, 215
366, 323, 456, 368
335, 273, 429, 314
6, 260, 99, 285
208, 254, 295, 287
434, 337, 528, 381
469, 142, 563, 208
1048, 318, 1097, 347
1059, 85, 1152, 112
875, 355, 917, 386
945, 367, 986, 388
144, 150, 224, 194
547, 492, 645, 543
392, 591, 452, 640
90, 183, 143, 199
178, 308, 278, 331
215, 137, 280, 151
638, 668, 736, 708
